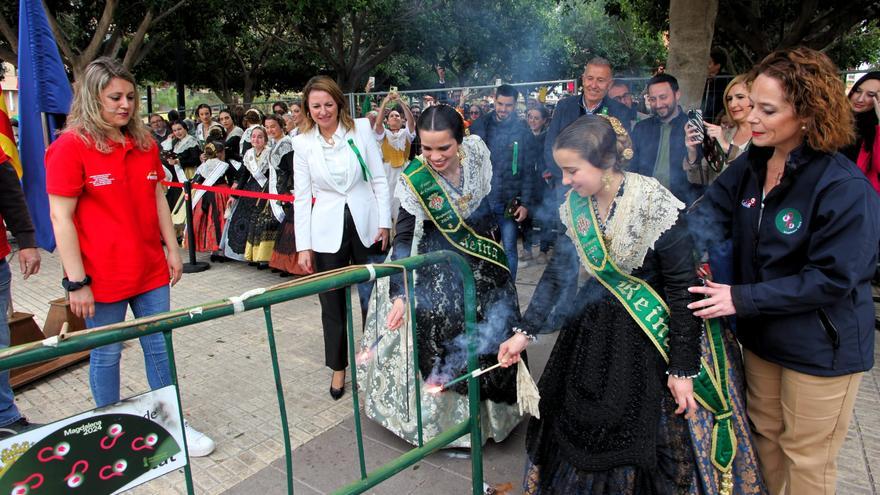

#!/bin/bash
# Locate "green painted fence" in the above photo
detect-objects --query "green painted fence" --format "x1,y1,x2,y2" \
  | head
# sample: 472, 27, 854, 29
0, 251, 485, 495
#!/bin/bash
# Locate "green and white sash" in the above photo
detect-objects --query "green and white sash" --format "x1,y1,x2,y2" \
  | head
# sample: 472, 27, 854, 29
402, 157, 509, 271
563, 191, 736, 475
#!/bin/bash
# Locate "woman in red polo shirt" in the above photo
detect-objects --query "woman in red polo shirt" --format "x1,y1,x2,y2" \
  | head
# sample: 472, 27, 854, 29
45, 57, 214, 457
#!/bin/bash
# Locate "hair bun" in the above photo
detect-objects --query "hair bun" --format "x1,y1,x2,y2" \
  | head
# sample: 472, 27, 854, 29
598, 115, 634, 166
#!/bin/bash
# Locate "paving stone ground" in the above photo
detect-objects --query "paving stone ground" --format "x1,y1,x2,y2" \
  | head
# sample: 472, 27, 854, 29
6, 245, 880, 494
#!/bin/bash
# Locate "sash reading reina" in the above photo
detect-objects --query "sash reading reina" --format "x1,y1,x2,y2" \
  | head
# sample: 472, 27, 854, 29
563, 191, 737, 479
402, 157, 509, 271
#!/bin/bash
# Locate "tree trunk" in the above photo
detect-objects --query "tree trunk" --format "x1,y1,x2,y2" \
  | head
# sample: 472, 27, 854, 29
666, 0, 719, 111
242, 75, 255, 106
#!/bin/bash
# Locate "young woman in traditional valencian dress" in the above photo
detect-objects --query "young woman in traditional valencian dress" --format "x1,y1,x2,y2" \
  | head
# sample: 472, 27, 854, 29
498, 115, 765, 494
186, 139, 231, 256
357, 105, 524, 447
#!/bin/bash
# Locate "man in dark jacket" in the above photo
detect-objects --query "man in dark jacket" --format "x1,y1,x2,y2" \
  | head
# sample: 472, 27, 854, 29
543, 57, 632, 199
630, 73, 700, 204
0, 149, 41, 439
469, 84, 535, 281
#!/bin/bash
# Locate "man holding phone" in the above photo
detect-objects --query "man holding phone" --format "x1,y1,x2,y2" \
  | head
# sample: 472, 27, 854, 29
629, 73, 701, 204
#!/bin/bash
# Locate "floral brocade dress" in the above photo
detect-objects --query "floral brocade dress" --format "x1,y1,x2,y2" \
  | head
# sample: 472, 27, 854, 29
356, 134, 524, 447
222, 146, 271, 261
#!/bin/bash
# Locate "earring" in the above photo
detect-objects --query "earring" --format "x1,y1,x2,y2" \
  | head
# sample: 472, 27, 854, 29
801, 124, 806, 131
457, 149, 466, 163
601, 172, 612, 191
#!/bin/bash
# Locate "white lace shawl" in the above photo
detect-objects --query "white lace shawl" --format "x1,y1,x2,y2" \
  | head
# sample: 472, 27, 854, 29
396, 134, 493, 222
227, 126, 244, 139
195, 122, 211, 145
192, 158, 229, 206
242, 146, 270, 188
268, 136, 293, 170
268, 136, 293, 221
560, 172, 684, 275
162, 134, 199, 154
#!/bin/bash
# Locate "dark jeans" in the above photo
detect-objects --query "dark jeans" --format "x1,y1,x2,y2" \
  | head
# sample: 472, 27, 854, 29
490, 201, 520, 281
314, 207, 387, 371
0, 260, 22, 426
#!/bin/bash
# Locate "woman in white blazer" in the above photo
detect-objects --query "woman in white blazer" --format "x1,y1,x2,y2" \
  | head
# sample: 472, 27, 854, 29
293, 76, 392, 400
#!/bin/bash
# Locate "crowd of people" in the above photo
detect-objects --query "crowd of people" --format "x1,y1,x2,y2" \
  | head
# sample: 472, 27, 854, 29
0, 44, 878, 495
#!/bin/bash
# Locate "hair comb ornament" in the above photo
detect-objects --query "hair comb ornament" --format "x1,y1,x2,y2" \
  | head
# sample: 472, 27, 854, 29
598, 114, 634, 160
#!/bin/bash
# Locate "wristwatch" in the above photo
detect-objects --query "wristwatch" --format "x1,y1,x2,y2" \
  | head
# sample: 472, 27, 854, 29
62, 275, 92, 292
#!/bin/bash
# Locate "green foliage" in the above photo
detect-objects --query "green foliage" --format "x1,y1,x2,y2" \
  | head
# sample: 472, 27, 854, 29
281, 0, 424, 91
6, 0, 877, 105
409, 0, 569, 86
555, 0, 667, 77
825, 20, 880, 70
606, 0, 880, 73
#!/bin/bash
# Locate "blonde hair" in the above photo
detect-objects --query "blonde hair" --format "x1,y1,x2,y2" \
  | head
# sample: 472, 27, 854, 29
299, 76, 355, 134
203, 140, 224, 159
720, 74, 750, 127
64, 57, 153, 153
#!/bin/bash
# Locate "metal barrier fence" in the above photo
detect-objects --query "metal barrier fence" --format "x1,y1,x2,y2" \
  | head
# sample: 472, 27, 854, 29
145, 66, 880, 121
345, 78, 580, 118
0, 251, 485, 495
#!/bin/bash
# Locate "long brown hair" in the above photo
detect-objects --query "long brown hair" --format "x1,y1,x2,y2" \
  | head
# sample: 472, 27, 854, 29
747, 47, 854, 153
299, 76, 355, 134
64, 57, 153, 153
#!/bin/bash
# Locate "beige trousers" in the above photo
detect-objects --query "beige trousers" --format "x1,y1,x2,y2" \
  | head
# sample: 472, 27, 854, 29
743, 349, 862, 495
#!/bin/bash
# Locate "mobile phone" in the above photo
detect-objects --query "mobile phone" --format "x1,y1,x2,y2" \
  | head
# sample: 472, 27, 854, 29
495, 78, 502, 87
390, 85, 398, 93
368, 76, 375, 88
686, 109, 705, 141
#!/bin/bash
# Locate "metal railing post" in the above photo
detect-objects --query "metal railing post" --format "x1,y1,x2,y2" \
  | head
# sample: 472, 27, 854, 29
345, 286, 368, 480
163, 330, 196, 495
262, 305, 295, 495
406, 269, 424, 448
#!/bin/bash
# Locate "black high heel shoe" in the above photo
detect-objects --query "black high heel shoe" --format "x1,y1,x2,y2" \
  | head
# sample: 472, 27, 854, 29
330, 371, 345, 400
329, 385, 345, 400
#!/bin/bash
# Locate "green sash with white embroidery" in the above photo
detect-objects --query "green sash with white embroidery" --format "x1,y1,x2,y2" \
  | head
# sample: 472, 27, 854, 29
402, 157, 509, 271
563, 191, 736, 476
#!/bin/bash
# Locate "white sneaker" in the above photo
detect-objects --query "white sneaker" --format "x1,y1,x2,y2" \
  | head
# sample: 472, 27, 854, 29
184, 421, 216, 457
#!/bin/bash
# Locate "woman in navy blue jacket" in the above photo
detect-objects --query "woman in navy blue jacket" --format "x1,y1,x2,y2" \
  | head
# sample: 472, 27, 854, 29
689, 47, 880, 494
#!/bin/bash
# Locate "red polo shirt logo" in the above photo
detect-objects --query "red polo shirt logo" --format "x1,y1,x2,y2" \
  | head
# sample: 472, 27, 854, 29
89, 173, 115, 187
